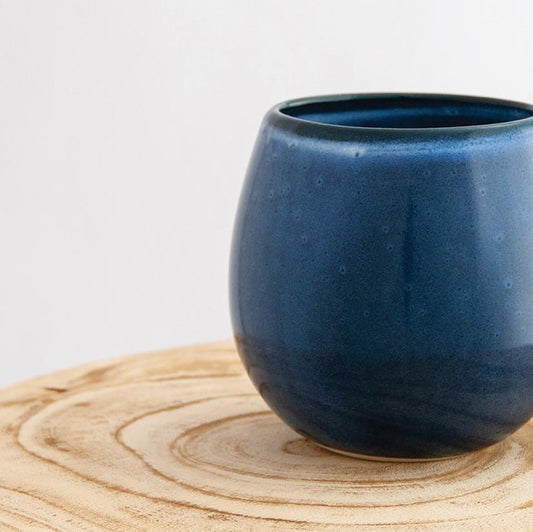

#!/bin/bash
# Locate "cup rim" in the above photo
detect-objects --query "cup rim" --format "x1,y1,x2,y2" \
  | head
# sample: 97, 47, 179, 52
270, 93, 533, 141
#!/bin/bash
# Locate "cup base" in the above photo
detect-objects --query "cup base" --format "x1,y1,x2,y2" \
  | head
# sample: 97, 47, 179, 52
315, 442, 460, 462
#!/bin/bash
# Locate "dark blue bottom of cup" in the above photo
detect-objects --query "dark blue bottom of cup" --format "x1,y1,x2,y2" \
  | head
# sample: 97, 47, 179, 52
235, 334, 533, 460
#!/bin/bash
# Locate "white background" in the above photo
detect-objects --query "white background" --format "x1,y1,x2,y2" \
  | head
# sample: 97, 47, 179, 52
1, 0, 532, 387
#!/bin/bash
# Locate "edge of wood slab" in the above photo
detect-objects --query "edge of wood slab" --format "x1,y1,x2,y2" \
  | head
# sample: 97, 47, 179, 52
0, 339, 237, 398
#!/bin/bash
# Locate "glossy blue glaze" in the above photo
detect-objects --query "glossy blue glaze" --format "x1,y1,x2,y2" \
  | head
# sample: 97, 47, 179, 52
230, 94, 533, 459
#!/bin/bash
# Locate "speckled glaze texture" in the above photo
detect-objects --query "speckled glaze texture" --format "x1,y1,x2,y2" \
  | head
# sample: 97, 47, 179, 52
230, 94, 533, 460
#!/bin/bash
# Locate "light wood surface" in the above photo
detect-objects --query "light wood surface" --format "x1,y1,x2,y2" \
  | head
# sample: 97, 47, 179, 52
0, 340, 531, 531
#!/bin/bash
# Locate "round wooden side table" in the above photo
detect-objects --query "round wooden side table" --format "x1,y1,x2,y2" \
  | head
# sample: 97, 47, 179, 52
0, 341, 531, 530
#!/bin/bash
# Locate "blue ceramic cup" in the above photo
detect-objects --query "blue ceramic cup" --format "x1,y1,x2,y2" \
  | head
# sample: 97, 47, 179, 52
230, 94, 533, 460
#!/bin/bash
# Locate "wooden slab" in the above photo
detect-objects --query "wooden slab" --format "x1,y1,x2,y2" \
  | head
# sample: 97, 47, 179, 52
0, 340, 531, 531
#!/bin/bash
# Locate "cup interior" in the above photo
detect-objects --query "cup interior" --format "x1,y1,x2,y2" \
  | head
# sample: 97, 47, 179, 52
280, 95, 533, 129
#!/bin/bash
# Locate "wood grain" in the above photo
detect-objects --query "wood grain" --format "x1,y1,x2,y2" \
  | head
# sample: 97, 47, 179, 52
0, 340, 531, 531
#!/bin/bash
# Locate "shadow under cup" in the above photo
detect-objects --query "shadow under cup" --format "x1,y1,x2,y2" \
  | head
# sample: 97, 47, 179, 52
230, 93, 533, 460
